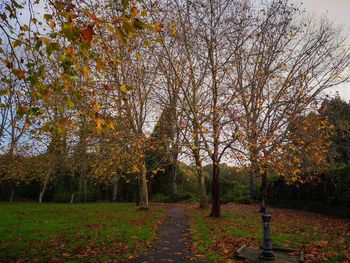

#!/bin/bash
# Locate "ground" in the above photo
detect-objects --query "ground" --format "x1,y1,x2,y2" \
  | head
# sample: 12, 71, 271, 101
189, 204, 350, 262
0, 202, 164, 262
0, 202, 349, 262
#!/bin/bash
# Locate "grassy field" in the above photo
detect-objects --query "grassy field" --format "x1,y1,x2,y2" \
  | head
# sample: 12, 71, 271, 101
189, 204, 350, 262
0, 202, 164, 262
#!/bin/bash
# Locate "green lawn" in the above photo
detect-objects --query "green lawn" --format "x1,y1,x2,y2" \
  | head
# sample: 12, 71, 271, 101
0, 202, 164, 262
189, 204, 350, 262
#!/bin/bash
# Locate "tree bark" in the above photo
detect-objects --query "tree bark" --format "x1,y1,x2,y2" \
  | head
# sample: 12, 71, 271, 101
70, 193, 74, 204
249, 176, 258, 200
249, 158, 259, 200
112, 174, 120, 202
210, 162, 220, 217
170, 163, 178, 195
139, 154, 149, 210
139, 168, 149, 210
39, 177, 49, 204
261, 171, 268, 213
195, 157, 208, 208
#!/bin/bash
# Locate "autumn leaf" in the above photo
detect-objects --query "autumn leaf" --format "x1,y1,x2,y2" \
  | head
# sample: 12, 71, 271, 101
131, 7, 138, 15
119, 84, 129, 93
66, 100, 74, 109
108, 121, 115, 130
94, 118, 105, 131
116, 27, 127, 44
154, 22, 164, 32
12, 39, 22, 48
13, 69, 25, 80
92, 102, 101, 112
82, 66, 90, 77
81, 25, 95, 47
135, 53, 142, 60
20, 25, 29, 31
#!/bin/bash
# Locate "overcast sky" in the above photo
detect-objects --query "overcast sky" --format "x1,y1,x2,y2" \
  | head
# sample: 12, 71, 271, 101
295, 0, 350, 101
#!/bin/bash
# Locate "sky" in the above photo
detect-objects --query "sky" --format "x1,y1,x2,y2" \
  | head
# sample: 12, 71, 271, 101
2, 0, 350, 102
295, 0, 350, 101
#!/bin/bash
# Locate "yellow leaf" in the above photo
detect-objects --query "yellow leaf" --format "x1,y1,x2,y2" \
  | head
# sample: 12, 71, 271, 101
141, 10, 147, 17
120, 84, 129, 93
13, 39, 22, 48
109, 122, 115, 130
82, 66, 90, 77
95, 118, 105, 131
135, 52, 141, 60
66, 100, 74, 109
20, 25, 29, 31
92, 102, 100, 112
96, 57, 105, 71
49, 21, 56, 29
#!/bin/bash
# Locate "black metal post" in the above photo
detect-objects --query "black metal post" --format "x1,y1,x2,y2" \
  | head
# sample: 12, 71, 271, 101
261, 213, 275, 260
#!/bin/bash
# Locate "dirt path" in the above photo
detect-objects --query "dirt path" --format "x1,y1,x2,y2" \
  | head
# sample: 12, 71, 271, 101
129, 205, 207, 263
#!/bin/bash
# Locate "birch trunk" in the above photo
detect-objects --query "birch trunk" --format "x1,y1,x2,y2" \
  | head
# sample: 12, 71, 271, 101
112, 174, 120, 202
70, 193, 74, 204
39, 176, 49, 204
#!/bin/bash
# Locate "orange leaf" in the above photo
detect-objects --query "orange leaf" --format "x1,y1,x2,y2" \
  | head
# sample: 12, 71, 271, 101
81, 25, 95, 47
131, 7, 138, 15
92, 102, 100, 112
154, 22, 163, 32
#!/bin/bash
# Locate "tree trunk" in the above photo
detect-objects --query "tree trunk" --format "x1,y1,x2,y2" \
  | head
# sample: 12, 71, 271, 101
261, 171, 268, 213
170, 163, 178, 195
79, 171, 87, 202
249, 175, 258, 200
139, 168, 149, 210
70, 193, 74, 204
210, 162, 220, 217
139, 154, 149, 210
195, 158, 208, 208
112, 174, 120, 202
39, 178, 48, 204
10, 186, 14, 203
249, 161, 258, 200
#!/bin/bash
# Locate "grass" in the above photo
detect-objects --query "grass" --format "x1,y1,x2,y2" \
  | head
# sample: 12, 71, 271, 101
189, 204, 350, 262
0, 202, 164, 262
190, 212, 223, 262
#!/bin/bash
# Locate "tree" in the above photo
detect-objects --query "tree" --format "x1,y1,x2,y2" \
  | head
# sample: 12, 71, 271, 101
152, 0, 240, 215
227, 0, 350, 213
320, 97, 350, 164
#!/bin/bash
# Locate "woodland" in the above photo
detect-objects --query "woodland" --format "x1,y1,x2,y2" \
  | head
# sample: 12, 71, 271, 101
0, 0, 350, 262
